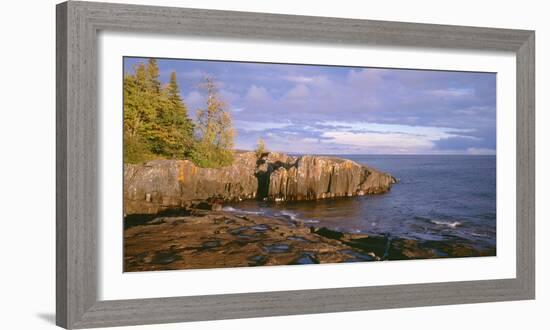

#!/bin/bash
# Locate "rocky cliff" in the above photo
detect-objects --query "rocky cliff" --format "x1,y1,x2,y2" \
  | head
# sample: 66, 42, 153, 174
124, 152, 396, 215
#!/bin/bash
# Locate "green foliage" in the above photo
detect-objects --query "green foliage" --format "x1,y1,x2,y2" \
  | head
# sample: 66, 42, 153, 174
153, 72, 195, 158
147, 58, 161, 93
123, 63, 159, 163
123, 60, 236, 167
123, 133, 159, 164
123, 59, 194, 163
255, 138, 267, 159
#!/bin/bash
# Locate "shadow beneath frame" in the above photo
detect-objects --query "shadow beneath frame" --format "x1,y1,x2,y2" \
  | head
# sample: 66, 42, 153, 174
36, 313, 56, 325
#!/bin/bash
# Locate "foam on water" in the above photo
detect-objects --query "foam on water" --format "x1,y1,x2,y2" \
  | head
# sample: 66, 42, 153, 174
430, 220, 462, 228
222, 206, 264, 215
276, 210, 299, 220
301, 219, 320, 224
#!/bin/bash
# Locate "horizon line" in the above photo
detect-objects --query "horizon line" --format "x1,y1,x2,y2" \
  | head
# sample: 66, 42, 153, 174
236, 149, 496, 156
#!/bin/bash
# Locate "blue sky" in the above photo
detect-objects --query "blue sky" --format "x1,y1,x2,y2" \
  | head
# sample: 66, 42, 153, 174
124, 57, 496, 155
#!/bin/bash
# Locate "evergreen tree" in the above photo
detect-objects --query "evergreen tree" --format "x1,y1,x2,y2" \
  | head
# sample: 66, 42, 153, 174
147, 58, 161, 93
123, 59, 194, 163
123, 59, 235, 167
140, 59, 165, 156
156, 72, 195, 158
123, 62, 159, 163
167, 71, 181, 100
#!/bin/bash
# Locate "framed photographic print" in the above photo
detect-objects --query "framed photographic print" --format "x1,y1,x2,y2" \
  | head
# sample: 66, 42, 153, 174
56, 1, 535, 328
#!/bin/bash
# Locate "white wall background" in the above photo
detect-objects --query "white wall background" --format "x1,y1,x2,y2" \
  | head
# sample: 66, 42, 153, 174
0, 0, 547, 329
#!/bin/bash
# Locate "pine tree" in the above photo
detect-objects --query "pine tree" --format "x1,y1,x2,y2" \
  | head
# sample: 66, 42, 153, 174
156, 72, 195, 158
167, 71, 181, 100
123, 60, 235, 167
123, 62, 159, 163
123, 59, 194, 163
147, 58, 161, 93
141, 59, 165, 156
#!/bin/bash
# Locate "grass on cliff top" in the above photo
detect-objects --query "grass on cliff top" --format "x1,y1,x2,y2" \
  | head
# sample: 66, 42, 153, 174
124, 140, 240, 169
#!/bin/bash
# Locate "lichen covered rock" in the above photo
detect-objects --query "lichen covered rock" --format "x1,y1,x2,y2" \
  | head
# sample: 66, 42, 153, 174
124, 152, 396, 215
124, 152, 258, 215
266, 156, 395, 202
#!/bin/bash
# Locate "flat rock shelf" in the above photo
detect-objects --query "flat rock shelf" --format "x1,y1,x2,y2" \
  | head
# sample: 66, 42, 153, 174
124, 208, 495, 271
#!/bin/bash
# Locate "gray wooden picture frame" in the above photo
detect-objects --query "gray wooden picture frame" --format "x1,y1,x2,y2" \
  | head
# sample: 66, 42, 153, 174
56, 1, 535, 328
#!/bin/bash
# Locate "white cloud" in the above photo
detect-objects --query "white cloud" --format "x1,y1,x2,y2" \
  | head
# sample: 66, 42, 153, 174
245, 85, 272, 103
347, 68, 385, 86
454, 106, 494, 116
283, 75, 332, 88
184, 90, 204, 110
305, 120, 483, 154
283, 75, 314, 84
234, 120, 291, 132
321, 131, 435, 152
318, 121, 476, 140
285, 84, 310, 100
220, 89, 241, 104
425, 88, 474, 97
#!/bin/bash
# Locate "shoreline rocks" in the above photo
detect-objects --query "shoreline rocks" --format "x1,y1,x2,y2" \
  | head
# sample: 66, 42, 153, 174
124, 151, 396, 215
124, 209, 371, 271
265, 155, 395, 201
122, 153, 494, 272
123, 208, 495, 272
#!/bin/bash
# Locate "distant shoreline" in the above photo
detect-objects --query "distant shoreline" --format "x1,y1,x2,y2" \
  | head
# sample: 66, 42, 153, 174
234, 150, 496, 157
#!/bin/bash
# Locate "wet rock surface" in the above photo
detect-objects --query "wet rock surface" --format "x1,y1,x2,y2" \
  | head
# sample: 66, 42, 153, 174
124, 208, 495, 272
124, 209, 358, 271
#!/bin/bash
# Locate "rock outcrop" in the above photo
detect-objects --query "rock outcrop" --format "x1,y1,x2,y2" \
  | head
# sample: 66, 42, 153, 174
124, 152, 258, 215
124, 151, 396, 215
266, 155, 395, 201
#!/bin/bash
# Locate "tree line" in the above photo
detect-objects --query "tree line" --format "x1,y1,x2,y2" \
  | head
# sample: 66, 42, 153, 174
123, 59, 235, 167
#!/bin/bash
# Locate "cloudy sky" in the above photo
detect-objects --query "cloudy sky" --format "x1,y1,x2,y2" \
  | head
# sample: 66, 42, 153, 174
124, 57, 496, 155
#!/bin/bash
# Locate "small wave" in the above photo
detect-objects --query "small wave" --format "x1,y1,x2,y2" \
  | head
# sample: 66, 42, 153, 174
276, 210, 319, 223
222, 206, 264, 215
430, 220, 462, 228
277, 210, 299, 220
470, 232, 490, 238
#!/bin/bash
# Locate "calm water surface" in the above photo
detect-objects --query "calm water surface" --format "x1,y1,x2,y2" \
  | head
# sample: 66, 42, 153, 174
226, 155, 496, 250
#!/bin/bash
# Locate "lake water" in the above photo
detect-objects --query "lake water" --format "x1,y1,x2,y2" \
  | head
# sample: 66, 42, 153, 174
226, 155, 496, 251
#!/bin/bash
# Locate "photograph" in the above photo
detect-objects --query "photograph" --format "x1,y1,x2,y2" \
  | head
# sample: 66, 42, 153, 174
122, 57, 497, 272
3, 0, 543, 329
